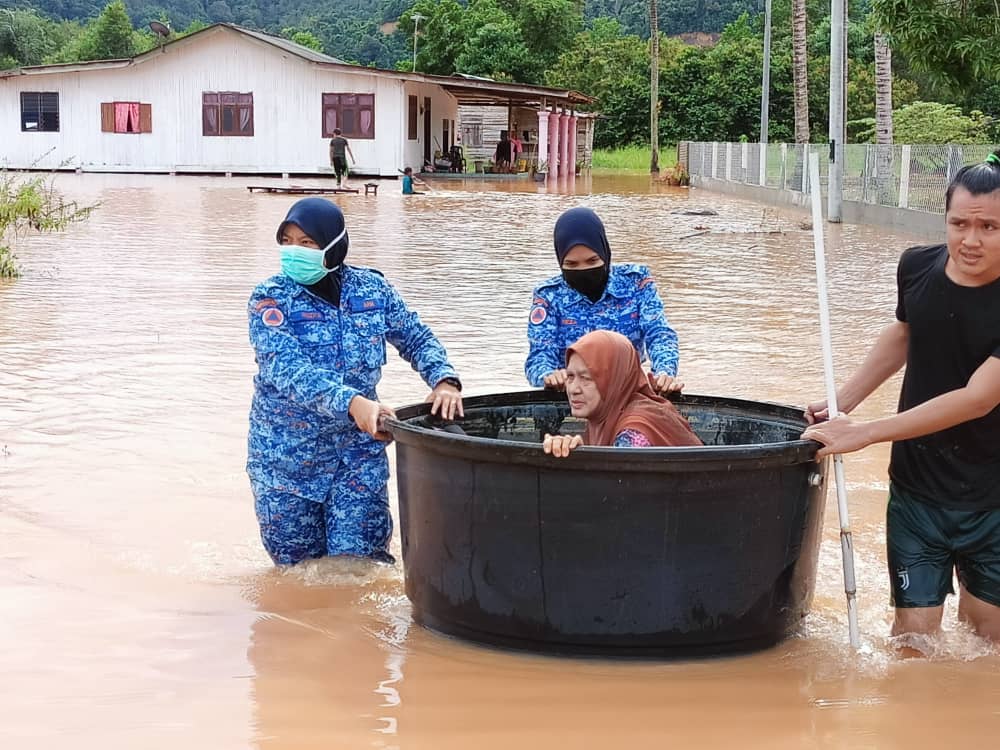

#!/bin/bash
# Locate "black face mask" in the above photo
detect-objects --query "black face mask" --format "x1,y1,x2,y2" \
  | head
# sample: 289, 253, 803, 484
562, 266, 609, 302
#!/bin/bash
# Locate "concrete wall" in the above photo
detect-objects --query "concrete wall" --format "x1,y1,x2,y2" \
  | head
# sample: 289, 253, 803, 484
691, 175, 946, 240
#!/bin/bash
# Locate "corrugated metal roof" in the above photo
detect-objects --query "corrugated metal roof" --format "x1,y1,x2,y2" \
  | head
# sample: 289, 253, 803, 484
229, 25, 347, 65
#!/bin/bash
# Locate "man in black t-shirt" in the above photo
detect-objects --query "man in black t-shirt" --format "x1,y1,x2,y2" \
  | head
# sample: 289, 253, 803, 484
803, 153, 1000, 648
328, 128, 355, 187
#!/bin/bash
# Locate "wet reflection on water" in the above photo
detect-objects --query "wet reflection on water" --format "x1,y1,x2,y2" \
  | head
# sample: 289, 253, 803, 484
1, 172, 997, 748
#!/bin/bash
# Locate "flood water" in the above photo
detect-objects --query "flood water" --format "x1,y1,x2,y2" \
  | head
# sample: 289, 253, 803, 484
1, 172, 998, 749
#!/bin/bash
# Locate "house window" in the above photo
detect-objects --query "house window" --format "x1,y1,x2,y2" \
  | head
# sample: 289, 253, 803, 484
20, 92, 59, 132
203, 92, 253, 136
101, 102, 152, 133
462, 123, 483, 147
322, 93, 374, 139
407, 95, 418, 141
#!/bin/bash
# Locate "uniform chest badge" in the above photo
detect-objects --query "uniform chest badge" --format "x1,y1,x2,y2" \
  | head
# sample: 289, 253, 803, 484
261, 308, 285, 327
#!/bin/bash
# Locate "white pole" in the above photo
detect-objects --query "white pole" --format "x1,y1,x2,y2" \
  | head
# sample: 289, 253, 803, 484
808, 151, 860, 649
898, 144, 912, 209
412, 13, 425, 72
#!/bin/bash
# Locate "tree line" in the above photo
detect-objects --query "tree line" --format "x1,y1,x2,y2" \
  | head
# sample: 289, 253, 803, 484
3, 0, 999, 147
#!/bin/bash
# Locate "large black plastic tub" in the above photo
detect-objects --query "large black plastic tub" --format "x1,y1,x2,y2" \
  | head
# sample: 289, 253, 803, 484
387, 390, 827, 657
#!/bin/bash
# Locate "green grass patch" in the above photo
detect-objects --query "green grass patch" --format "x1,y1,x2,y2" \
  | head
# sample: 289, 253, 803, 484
591, 145, 679, 171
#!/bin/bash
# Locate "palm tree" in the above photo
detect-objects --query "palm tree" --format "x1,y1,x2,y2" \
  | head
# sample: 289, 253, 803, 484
791, 0, 809, 143
649, 0, 660, 174
874, 32, 894, 203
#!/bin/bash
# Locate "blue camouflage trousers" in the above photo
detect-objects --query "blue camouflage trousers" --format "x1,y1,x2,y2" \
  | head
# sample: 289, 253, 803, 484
251, 446, 392, 565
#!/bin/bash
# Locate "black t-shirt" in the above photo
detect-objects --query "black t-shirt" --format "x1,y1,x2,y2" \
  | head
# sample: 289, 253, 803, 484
889, 244, 1000, 509
330, 136, 348, 159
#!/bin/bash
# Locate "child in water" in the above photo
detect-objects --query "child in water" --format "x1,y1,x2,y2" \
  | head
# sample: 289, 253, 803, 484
401, 167, 428, 195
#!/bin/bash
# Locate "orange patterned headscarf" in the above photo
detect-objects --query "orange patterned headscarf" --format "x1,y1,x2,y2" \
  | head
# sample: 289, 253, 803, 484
566, 330, 702, 447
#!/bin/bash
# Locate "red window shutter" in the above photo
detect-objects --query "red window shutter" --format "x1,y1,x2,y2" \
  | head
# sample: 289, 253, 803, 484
407, 96, 417, 140
100, 102, 114, 132
139, 103, 152, 133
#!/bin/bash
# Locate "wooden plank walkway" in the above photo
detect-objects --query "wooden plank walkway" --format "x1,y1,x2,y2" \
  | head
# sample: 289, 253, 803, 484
247, 185, 360, 195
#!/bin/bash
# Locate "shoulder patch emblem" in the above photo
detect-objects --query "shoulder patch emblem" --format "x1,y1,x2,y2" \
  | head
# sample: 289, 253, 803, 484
529, 306, 548, 325
255, 297, 279, 311
261, 307, 285, 327
638, 277, 654, 289
532, 296, 548, 307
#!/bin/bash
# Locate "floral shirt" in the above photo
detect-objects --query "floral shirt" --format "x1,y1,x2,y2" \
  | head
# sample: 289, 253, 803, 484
612, 428, 653, 447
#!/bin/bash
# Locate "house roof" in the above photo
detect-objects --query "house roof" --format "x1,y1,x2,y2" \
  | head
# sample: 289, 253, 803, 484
223, 25, 347, 65
0, 23, 344, 77
423, 74, 591, 107
0, 23, 593, 106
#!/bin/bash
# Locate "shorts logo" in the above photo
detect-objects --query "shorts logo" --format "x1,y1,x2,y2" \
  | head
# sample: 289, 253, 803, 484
529, 306, 547, 325
897, 567, 910, 591
261, 307, 285, 327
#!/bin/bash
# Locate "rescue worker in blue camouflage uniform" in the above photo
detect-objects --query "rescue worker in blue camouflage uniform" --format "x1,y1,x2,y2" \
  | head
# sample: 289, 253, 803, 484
247, 198, 463, 566
525, 206, 683, 394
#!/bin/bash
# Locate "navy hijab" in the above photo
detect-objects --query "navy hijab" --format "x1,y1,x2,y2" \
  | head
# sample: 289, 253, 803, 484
553, 207, 612, 302
553, 207, 612, 266
277, 197, 350, 305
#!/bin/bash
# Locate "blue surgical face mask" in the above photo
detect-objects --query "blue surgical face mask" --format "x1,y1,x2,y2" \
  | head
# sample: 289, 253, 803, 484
280, 245, 328, 285
278, 227, 347, 285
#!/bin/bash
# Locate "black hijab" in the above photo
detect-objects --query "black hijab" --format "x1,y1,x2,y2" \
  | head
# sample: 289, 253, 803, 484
553, 207, 612, 302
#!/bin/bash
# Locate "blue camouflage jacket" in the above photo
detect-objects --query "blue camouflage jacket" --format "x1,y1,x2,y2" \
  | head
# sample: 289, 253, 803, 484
247, 266, 458, 500
525, 263, 679, 387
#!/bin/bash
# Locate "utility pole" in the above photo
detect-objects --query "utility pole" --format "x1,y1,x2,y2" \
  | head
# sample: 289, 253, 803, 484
827, 0, 845, 222
649, 0, 660, 174
412, 13, 426, 73
759, 0, 772, 185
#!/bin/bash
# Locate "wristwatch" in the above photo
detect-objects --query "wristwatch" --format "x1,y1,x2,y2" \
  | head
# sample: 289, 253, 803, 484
438, 377, 462, 391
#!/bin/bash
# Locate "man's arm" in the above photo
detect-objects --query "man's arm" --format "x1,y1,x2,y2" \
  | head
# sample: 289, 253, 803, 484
346, 141, 355, 162
804, 356, 1000, 457
805, 320, 910, 422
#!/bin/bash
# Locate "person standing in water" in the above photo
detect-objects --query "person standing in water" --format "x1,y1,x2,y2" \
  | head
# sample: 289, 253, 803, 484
329, 128, 355, 188
494, 131, 512, 173
247, 198, 463, 566
803, 153, 1000, 644
525, 207, 683, 394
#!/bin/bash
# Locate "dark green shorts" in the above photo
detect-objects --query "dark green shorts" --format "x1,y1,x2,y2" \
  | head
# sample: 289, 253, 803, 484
887, 484, 1000, 608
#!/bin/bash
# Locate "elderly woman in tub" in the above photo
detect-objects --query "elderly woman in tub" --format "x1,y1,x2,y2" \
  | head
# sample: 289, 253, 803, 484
543, 330, 702, 457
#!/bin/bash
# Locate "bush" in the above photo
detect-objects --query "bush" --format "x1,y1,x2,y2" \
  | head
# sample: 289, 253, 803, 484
1, 170, 96, 279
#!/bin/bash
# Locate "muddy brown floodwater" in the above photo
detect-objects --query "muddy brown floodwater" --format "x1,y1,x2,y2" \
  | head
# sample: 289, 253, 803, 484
1, 172, 997, 749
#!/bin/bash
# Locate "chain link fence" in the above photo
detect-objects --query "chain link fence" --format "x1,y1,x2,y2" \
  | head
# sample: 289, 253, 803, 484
682, 142, 999, 214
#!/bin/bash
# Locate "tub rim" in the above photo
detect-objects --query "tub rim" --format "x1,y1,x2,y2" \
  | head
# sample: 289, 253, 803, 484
386, 389, 822, 473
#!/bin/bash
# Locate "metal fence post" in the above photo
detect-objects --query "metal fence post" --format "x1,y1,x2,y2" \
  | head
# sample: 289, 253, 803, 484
780, 143, 788, 190
898, 144, 911, 209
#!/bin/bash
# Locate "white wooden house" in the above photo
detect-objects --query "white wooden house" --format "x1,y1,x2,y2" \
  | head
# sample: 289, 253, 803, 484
0, 23, 591, 177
